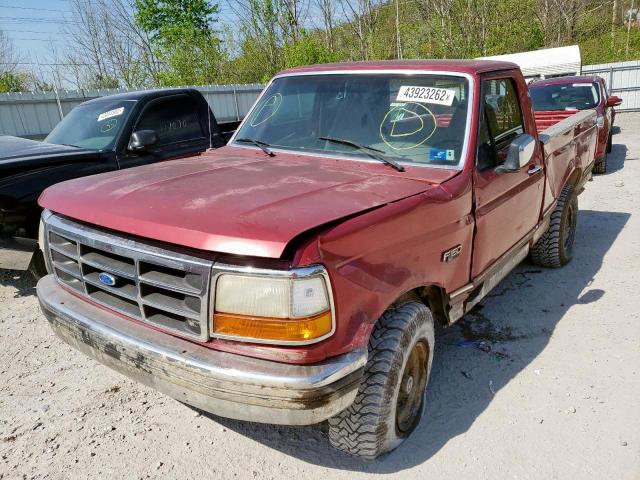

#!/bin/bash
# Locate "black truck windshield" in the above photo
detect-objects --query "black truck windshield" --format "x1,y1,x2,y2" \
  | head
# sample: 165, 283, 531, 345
233, 74, 470, 167
529, 82, 600, 111
45, 100, 135, 150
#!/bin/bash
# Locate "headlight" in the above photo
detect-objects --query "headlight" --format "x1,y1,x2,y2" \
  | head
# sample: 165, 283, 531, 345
596, 115, 605, 128
212, 266, 334, 344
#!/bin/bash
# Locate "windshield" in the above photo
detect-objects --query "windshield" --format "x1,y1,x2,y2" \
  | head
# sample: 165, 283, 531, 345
45, 100, 135, 150
529, 82, 600, 111
234, 73, 470, 168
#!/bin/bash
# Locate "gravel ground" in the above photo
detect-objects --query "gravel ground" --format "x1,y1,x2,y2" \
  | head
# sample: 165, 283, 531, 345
1, 114, 639, 480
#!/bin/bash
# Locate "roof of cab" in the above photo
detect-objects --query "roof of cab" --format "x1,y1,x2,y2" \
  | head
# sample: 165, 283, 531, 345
81, 87, 202, 104
529, 75, 603, 88
277, 59, 519, 77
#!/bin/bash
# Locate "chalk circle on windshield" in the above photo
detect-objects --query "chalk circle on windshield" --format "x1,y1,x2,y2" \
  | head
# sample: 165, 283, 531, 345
250, 93, 283, 127
100, 118, 118, 133
379, 102, 437, 151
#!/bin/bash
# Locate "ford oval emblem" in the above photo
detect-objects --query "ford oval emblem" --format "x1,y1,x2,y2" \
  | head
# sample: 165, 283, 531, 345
98, 272, 117, 287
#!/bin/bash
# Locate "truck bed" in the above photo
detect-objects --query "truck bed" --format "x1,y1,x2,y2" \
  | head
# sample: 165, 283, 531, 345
538, 109, 598, 213
534, 110, 580, 132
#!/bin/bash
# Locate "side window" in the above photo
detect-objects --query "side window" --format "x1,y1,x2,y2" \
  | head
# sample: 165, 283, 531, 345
477, 78, 524, 170
136, 96, 204, 146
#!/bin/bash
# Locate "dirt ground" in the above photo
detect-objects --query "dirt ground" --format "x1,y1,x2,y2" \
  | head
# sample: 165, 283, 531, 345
1, 114, 639, 480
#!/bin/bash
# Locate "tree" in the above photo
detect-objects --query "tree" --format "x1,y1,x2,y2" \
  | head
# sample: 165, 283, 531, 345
0, 72, 29, 93
136, 0, 220, 45
135, 0, 225, 85
65, 0, 157, 89
0, 30, 21, 76
0, 30, 30, 93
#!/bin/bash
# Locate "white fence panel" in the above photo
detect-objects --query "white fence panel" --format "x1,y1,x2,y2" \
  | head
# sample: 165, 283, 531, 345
0, 84, 264, 139
582, 60, 640, 111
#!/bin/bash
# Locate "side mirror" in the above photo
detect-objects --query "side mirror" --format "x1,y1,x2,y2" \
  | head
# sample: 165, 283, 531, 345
606, 95, 622, 107
128, 130, 158, 152
495, 134, 536, 175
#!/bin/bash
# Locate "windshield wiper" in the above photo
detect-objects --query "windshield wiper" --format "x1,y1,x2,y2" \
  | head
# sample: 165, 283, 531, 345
235, 137, 275, 157
319, 136, 405, 172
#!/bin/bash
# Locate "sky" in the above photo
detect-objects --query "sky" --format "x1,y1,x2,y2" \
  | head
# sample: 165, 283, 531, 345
0, 0, 240, 87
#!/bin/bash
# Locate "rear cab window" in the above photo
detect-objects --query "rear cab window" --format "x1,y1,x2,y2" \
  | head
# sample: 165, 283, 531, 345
529, 82, 600, 111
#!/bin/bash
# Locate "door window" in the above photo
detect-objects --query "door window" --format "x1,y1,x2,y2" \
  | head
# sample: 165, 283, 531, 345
477, 78, 524, 170
136, 96, 205, 146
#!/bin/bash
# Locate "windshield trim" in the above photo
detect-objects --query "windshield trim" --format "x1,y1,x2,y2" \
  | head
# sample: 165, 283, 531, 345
230, 70, 475, 171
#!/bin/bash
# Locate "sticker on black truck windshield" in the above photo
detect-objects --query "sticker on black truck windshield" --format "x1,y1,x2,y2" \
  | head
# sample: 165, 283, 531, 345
396, 86, 456, 106
97, 107, 124, 122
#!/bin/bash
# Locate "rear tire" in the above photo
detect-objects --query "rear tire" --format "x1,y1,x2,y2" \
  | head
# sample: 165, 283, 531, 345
328, 301, 435, 458
530, 185, 578, 268
593, 156, 607, 174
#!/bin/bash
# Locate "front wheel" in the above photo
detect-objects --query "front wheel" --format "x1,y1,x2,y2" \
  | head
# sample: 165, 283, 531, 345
328, 301, 435, 458
530, 185, 578, 268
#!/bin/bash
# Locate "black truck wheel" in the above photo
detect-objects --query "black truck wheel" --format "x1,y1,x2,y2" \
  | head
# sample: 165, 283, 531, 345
328, 301, 435, 458
530, 185, 578, 268
28, 249, 48, 280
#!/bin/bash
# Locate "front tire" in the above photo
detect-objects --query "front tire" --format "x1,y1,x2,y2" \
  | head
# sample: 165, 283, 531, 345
328, 301, 435, 458
28, 249, 48, 280
606, 130, 613, 153
530, 185, 578, 268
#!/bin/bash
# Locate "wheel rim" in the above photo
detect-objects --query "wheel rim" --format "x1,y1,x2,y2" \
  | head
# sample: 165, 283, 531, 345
563, 199, 577, 253
396, 341, 428, 434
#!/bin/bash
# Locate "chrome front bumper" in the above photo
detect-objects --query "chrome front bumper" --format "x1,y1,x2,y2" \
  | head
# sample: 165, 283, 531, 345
37, 275, 366, 425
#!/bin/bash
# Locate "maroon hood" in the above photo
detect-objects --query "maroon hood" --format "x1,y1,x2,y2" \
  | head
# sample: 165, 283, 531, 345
39, 147, 449, 258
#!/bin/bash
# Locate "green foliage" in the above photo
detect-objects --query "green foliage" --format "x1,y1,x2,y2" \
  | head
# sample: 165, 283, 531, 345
0, 72, 30, 93
123, 0, 639, 87
283, 33, 342, 68
135, 0, 219, 45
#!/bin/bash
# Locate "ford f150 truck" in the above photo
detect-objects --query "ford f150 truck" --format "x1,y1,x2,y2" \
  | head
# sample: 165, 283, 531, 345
529, 75, 622, 174
0, 88, 237, 277
36, 60, 598, 458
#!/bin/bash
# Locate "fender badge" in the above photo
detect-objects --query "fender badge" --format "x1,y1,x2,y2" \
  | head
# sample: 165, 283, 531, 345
442, 245, 462, 263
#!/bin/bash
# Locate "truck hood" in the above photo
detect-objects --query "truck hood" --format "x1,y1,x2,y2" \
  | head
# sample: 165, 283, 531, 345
39, 147, 438, 258
0, 135, 97, 171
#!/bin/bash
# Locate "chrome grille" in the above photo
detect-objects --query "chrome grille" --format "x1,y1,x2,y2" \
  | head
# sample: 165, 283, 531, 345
44, 214, 213, 341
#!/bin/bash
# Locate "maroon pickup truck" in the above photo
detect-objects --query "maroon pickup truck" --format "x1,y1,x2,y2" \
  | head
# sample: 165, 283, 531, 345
36, 60, 598, 458
529, 75, 622, 174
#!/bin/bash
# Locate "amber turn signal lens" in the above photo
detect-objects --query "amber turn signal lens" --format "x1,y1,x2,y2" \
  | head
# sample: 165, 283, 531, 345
212, 311, 332, 342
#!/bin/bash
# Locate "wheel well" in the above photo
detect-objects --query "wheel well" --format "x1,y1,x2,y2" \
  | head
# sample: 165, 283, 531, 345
566, 168, 582, 189
393, 286, 449, 326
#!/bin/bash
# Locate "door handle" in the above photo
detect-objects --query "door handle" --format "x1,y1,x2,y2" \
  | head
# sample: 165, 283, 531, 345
528, 165, 542, 175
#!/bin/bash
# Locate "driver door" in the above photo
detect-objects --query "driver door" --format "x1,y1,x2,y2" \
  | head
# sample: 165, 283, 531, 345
472, 73, 545, 277
117, 95, 210, 169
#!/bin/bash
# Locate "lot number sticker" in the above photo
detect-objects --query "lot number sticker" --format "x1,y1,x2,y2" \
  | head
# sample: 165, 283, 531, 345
97, 107, 125, 122
396, 86, 456, 106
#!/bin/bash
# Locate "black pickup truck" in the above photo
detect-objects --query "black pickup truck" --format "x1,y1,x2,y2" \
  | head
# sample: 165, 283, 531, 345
0, 88, 239, 277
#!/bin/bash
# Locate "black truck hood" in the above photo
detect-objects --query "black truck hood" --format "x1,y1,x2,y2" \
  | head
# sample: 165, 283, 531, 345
0, 135, 98, 170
